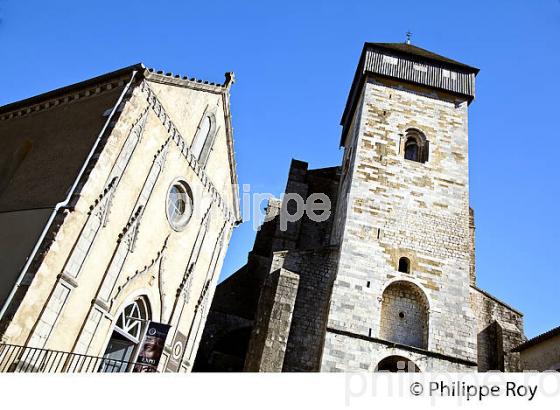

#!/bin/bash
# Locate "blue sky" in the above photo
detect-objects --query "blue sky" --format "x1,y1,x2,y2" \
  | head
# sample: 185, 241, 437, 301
0, 0, 558, 338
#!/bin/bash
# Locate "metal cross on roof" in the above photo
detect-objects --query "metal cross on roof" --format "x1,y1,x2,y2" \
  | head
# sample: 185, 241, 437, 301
406, 31, 412, 45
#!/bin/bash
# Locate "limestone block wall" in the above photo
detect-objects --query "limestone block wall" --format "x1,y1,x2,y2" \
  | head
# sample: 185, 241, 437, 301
469, 207, 476, 285
194, 160, 341, 372
330, 98, 362, 247
270, 246, 339, 371
244, 268, 299, 372
470, 287, 524, 371
321, 333, 474, 372
324, 76, 477, 370
379, 281, 429, 349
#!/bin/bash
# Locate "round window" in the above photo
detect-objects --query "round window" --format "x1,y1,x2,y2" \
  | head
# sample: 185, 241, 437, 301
166, 180, 193, 231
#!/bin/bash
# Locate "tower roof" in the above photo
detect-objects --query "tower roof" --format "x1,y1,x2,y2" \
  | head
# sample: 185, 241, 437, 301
365, 42, 479, 73
340, 42, 479, 146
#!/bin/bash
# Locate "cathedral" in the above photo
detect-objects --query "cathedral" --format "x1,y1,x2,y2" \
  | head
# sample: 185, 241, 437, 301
0, 64, 241, 372
194, 42, 526, 372
0, 41, 528, 373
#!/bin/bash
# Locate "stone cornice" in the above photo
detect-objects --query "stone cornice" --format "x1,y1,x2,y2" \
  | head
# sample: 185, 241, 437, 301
144, 69, 227, 94
0, 76, 130, 121
326, 326, 478, 367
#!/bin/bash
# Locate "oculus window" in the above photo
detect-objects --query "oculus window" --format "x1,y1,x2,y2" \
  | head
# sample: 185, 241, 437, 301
166, 180, 194, 231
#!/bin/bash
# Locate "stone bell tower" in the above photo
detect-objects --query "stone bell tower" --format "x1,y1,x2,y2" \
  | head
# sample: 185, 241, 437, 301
323, 42, 480, 371
195, 41, 524, 373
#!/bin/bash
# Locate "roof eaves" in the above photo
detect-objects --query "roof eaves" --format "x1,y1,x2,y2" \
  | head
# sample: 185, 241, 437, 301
365, 42, 480, 74
0, 63, 145, 116
512, 325, 560, 352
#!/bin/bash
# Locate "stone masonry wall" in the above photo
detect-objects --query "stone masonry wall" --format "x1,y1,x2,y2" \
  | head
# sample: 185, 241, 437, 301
244, 268, 299, 372
469, 207, 476, 285
270, 246, 339, 371
322, 332, 474, 372
379, 281, 429, 349
470, 287, 524, 371
194, 160, 340, 372
324, 76, 477, 370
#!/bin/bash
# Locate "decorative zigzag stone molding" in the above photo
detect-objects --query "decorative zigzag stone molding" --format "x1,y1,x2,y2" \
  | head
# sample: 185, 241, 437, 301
110, 235, 170, 310
139, 81, 234, 224
63, 107, 149, 280
98, 141, 170, 302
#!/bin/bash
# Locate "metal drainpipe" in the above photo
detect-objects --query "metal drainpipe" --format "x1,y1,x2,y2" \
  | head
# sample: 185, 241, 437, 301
0, 69, 140, 325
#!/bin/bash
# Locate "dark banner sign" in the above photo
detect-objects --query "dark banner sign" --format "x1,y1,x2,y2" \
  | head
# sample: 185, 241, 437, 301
133, 321, 171, 373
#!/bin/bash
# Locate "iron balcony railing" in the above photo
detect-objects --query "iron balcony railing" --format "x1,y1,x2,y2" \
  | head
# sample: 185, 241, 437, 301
0, 343, 141, 373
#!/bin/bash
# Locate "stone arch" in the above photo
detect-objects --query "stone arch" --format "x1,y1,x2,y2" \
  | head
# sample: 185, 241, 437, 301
100, 294, 152, 372
375, 355, 420, 372
398, 256, 411, 273
403, 128, 429, 163
191, 109, 218, 167
379, 280, 429, 349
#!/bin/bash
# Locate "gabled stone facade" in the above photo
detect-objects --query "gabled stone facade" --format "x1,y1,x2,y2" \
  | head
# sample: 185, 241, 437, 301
0, 65, 241, 372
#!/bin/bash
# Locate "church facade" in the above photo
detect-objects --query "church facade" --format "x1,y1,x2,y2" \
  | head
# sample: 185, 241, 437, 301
195, 43, 525, 372
0, 64, 241, 372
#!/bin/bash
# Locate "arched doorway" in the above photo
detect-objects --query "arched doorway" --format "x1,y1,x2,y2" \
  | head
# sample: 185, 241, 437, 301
380, 281, 429, 349
375, 355, 420, 372
101, 296, 151, 372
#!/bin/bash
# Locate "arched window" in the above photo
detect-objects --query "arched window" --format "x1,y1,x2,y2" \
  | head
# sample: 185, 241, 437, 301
403, 129, 429, 163
101, 297, 151, 372
191, 116, 211, 159
190, 111, 217, 167
114, 298, 150, 341
375, 355, 420, 372
404, 138, 419, 161
380, 281, 429, 349
398, 257, 410, 273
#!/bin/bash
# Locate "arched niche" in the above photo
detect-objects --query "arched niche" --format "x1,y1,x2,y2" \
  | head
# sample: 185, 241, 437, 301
379, 280, 429, 349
